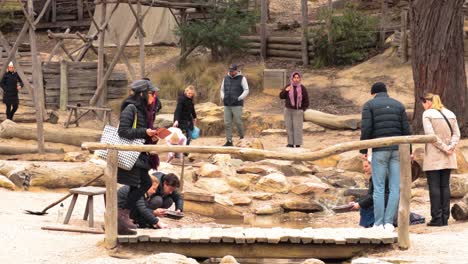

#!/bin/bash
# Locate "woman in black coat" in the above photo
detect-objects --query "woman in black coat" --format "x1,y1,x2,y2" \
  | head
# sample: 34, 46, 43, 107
0, 62, 23, 120
117, 79, 159, 232
173, 85, 197, 145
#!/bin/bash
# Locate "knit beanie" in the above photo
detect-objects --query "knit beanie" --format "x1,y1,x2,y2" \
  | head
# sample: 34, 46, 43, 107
370, 82, 387, 94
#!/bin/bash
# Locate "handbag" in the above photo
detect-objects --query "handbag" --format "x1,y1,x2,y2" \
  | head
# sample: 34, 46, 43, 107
96, 109, 145, 170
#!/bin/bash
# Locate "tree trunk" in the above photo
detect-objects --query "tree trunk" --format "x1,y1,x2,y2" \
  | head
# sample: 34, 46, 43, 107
303, 109, 361, 130
451, 194, 468, 220
410, 0, 467, 134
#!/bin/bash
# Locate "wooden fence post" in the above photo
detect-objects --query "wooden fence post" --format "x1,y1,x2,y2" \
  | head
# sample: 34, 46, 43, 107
60, 60, 68, 111
398, 144, 411, 249
97, 2, 107, 109
301, 0, 309, 66
260, 0, 267, 60
380, 0, 388, 49
104, 149, 118, 249
401, 9, 408, 63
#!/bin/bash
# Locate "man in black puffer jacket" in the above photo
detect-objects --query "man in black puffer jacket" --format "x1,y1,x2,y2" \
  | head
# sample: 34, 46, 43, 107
359, 82, 411, 232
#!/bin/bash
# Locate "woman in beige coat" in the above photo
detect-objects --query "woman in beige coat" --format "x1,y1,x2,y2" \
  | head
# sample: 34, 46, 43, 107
421, 93, 460, 226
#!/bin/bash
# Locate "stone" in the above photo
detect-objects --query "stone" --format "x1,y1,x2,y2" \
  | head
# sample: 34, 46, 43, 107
238, 173, 261, 184
158, 162, 180, 177
229, 159, 244, 168
235, 137, 264, 150
337, 154, 364, 173
144, 253, 199, 264
291, 182, 330, 195
303, 122, 326, 134
196, 163, 223, 178
237, 165, 274, 175
195, 178, 231, 194
301, 258, 326, 264
0, 175, 15, 190
261, 129, 287, 136
254, 204, 282, 215
154, 114, 174, 128
226, 176, 250, 191
282, 199, 324, 212
63, 152, 87, 162
252, 192, 273, 200
212, 154, 236, 177
212, 154, 232, 164
455, 149, 468, 174
229, 195, 252, 205
255, 173, 290, 193
311, 154, 340, 168
257, 160, 313, 176
220, 255, 240, 264
450, 174, 468, 198
351, 258, 392, 264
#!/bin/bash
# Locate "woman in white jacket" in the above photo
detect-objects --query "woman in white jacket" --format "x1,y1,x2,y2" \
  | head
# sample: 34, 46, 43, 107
420, 93, 460, 226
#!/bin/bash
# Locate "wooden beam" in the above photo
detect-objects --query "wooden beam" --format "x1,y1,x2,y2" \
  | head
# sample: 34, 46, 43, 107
89, 7, 150, 106
77, 0, 84, 20
398, 144, 411, 249
17, 0, 36, 31
96, 1, 107, 108
34, 0, 52, 24
137, 0, 145, 78
301, 0, 309, 65
380, 0, 387, 49
109, 28, 137, 80
260, 0, 267, 60
0, 22, 29, 75
127, 0, 147, 38
27, 0, 45, 153
59, 60, 68, 111
51, 0, 57, 22
60, 43, 76, 61
82, 135, 437, 162
104, 149, 118, 249
400, 9, 408, 62
46, 29, 71, 62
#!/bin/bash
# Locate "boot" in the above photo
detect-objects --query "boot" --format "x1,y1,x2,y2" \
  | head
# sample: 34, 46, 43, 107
118, 208, 137, 229
118, 221, 137, 235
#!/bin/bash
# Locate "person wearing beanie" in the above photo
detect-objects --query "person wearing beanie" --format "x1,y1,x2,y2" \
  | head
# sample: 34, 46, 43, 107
0, 61, 23, 120
359, 82, 411, 232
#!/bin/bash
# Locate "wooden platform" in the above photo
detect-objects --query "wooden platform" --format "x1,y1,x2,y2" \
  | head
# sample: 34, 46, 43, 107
117, 227, 397, 260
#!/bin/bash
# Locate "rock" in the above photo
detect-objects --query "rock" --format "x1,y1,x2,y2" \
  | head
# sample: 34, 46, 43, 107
261, 129, 287, 136
229, 159, 243, 168
303, 122, 326, 134
254, 204, 282, 215
282, 199, 324, 212
229, 195, 252, 205
255, 173, 290, 193
311, 154, 340, 168
256, 160, 313, 176
220, 255, 239, 264
187, 152, 212, 162
63, 152, 88, 162
154, 114, 174, 128
212, 154, 232, 164
291, 182, 330, 195
195, 102, 252, 136
235, 138, 264, 150
238, 173, 262, 184
195, 178, 231, 194
450, 174, 468, 198
301, 258, 326, 264
351, 258, 392, 264
196, 163, 223, 178
337, 154, 364, 173
158, 162, 180, 177
237, 165, 274, 175
252, 192, 273, 200
455, 149, 468, 174
0, 175, 15, 190
226, 176, 250, 191
144, 253, 199, 264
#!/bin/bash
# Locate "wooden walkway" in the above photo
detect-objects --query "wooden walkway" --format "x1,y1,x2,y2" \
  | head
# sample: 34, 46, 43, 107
118, 227, 397, 259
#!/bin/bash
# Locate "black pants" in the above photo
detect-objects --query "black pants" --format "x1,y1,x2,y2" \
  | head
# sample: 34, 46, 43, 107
148, 195, 174, 210
124, 169, 152, 210
5, 101, 19, 120
426, 169, 451, 225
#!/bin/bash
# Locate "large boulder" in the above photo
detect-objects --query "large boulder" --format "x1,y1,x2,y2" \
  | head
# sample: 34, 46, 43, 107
303, 122, 326, 134
254, 204, 282, 215
282, 199, 324, 212
194, 178, 231, 194
455, 149, 468, 174
220, 255, 239, 264
195, 163, 223, 178
229, 195, 252, 205
154, 114, 174, 128
311, 154, 341, 168
226, 176, 250, 191
237, 164, 276, 175
291, 182, 331, 195
0, 175, 15, 190
257, 160, 314, 176
450, 174, 468, 198
255, 173, 290, 193
237, 173, 262, 184
337, 154, 364, 173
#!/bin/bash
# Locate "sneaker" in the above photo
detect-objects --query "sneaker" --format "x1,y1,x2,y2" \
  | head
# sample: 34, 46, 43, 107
286, 144, 294, 148
223, 141, 233, 147
384, 223, 395, 232
371, 224, 384, 231
295, 145, 301, 148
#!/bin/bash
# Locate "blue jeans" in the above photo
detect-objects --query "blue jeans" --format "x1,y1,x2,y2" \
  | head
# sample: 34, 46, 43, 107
372, 150, 400, 226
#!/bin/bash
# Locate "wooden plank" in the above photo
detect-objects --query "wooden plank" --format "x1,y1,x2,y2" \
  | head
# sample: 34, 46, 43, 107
118, 235, 130, 243
149, 228, 168, 242
177, 227, 192, 243
266, 227, 282, 244
59, 59, 68, 111
41, 224, 104, 234
221, 228, 236, 243
398, 143, 411, 249
104, 149, 118, 249
343, 228, 360, 244
183, 192, 215, 203
254, 228, 268, 243
209, 227, 223, 243
233, 227, 246, 244
300, 227, 315, 244
243, 228, 257, 244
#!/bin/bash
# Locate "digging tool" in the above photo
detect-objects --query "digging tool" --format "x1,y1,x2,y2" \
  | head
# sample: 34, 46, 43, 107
24, 173, 104, 215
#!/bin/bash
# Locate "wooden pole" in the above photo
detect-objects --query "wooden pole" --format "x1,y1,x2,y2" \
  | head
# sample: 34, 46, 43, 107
180, 155, 185, 192
401, 9, 408, 63
0, 23, 29, 75
97, 2, 107, 109
77, 0, 84, 21
104, 149, 118, 249
327, 0, 332, 45
27, 0, 45, 153
380, 0, 387, 49
301, 0, 309, 66
82, 135, 437, 162
398, 144, 411, 249
260, 0, 267, 60
179, 8, 187, 57
59, 60, 68, 111
137, 1, 145, 78
51, 0, 57, 23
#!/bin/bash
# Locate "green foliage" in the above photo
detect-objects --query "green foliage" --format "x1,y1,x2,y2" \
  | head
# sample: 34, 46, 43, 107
310, 5, 379, 67
175, 0, 256, 60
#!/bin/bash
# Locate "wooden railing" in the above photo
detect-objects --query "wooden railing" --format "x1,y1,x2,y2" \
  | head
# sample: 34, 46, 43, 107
82, 134, 437, 250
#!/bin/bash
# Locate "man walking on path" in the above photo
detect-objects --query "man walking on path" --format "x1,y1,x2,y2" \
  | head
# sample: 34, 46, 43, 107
360, 82, 411, 232
0, 62, 23, 120
220, 63, 249, 146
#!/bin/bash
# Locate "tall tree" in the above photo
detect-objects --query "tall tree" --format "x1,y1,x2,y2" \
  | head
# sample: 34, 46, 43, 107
410, 0, 467, 134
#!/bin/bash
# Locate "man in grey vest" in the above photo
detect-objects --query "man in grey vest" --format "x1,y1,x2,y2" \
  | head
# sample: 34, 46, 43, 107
220, 63, 249, 146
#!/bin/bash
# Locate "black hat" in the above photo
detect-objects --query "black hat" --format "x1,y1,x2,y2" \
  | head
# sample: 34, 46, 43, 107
130, 80, 149, 93
228, 63, 238, 72
370, 82, 387, 94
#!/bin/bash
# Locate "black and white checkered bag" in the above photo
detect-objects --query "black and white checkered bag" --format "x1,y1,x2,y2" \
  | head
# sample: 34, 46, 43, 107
95, 124, 145, 170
